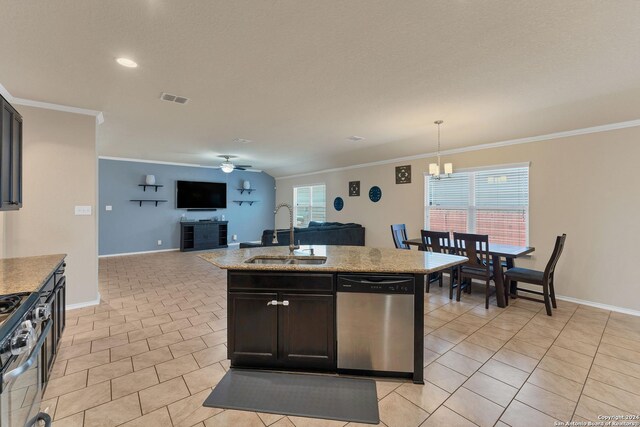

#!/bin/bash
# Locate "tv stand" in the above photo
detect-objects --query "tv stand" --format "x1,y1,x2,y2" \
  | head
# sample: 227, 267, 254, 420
180, 221, 228, 251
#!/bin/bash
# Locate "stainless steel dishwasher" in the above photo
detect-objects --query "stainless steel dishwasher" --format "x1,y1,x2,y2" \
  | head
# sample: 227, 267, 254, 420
336, 274, 415, 374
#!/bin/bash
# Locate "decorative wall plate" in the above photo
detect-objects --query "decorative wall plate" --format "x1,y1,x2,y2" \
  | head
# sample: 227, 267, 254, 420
368, 186, 382, 203
349, 181, 360, 197
396, 165, 411, 184
334, 197, 344, 211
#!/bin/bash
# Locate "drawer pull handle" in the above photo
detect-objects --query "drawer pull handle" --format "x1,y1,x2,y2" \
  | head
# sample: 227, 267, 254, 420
266, 300, 290, 306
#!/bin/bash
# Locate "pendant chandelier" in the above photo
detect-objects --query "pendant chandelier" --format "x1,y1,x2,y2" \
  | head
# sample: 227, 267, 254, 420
429, 120, 453, 179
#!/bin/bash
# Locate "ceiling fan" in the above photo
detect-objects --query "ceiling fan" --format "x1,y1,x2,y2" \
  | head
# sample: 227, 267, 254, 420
218, 155, 252, 173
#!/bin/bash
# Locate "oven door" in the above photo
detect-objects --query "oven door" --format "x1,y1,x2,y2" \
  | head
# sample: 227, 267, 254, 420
0, 320, 52, 427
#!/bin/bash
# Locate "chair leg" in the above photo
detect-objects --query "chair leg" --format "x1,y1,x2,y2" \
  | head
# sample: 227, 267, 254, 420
549, 277, 557, 309
485, 279, 490, 309
456, 269, 463, 302
425, 275, 430, 294
439, 272, 443, 288
543, 281, 552, 316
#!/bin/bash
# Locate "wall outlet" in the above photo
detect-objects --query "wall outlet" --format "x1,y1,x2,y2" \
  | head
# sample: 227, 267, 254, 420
74, 206, 92, 216
105, 205, 112, 211
157, 240, 162, 246
232, 234, 238, 241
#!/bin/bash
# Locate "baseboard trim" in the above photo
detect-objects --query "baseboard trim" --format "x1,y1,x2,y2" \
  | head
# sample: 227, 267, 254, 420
99, 248, 180, 258
556, 294, 640, 317
66, 293, 101, 310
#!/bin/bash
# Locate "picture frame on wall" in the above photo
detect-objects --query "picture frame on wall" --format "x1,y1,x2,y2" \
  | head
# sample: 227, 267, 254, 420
349, 181, 360, 196
396, 165, 411, 184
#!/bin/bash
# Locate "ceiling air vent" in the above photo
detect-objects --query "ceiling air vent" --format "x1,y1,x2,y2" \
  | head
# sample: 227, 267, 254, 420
347, 136, 365, 142
160, 92, 190, 105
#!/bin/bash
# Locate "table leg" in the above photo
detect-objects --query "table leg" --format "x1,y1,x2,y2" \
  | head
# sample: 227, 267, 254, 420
492, 255, 506, 308
506, 257, 517, 298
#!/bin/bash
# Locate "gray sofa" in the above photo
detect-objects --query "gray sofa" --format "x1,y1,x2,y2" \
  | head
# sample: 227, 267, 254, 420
239, 221, 365, 248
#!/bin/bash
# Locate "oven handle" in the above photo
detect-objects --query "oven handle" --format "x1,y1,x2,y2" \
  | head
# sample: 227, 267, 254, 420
4, 321, 52, 384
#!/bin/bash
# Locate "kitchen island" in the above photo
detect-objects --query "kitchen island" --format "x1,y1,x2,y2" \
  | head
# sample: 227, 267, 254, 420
200, 245, 467, 384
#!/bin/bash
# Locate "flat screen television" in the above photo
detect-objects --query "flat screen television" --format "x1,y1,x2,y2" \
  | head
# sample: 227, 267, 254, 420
176, 180, 227, 209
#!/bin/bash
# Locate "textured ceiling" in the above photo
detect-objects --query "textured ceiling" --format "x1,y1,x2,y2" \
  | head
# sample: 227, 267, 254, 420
1, 0, 639, 177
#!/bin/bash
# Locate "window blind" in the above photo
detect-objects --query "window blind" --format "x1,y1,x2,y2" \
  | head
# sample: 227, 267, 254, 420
294, 184, 326, 227
425, 166, 529, 245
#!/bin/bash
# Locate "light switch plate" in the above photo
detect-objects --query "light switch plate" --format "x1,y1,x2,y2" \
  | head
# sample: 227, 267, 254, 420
105, 205, 112, 211
74, 206, 92, 216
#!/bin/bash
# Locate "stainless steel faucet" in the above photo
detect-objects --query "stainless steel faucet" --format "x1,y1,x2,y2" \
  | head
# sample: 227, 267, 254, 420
273, 203, 299, 255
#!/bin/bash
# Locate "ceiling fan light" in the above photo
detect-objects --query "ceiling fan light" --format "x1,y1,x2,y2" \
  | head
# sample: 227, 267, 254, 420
221, 161, 234, 173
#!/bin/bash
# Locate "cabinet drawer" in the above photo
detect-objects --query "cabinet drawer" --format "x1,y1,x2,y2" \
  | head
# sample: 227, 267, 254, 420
228, 272, 334, 292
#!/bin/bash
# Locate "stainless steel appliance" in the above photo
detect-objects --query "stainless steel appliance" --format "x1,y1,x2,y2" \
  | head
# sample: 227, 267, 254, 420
0, 292, 52, 427
336, 274, 415, 374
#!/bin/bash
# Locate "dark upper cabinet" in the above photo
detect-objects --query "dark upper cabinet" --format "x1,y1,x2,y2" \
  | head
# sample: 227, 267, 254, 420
0, 95, 22, 211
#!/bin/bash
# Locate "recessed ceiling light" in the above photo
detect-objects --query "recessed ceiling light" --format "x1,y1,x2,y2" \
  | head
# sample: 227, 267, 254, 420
116, 57, 138, 68
233, 138, 253, 144
347, 136, 365, 142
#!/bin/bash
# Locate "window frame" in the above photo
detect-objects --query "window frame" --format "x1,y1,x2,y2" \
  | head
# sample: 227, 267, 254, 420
424, 162, 530, 246
293, 183, 327, 227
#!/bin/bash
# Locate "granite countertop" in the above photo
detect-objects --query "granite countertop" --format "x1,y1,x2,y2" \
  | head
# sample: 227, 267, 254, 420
199, 245, 467, 274
0, 254, 66, 295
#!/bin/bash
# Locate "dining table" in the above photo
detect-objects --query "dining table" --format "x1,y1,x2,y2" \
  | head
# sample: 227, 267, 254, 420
403, 238, 535, 308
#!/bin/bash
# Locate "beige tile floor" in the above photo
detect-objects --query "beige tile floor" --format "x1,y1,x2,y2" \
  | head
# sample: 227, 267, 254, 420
41, 251, 640, 427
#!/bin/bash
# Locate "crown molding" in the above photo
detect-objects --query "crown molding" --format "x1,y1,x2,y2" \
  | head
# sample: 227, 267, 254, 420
275, 119, 640, 180
0, 83, 11, 101
98, 155, 264, 173
0, 82, 104, 125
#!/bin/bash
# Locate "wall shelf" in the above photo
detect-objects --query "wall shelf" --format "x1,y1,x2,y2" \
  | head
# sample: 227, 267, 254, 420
237, 188, 256, 195
139, 184, 164, 192
130, 199, 167, 207
233, 200, 258, 206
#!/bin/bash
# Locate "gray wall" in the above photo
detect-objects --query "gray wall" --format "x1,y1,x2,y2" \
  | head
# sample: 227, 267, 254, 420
99, 159, 275, 255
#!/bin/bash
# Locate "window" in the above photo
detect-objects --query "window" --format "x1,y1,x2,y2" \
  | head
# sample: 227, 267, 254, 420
294, 184, 326, 227
425, 165, 529, 245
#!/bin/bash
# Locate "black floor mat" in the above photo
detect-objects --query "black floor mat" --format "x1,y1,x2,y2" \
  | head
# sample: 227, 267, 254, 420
203, 369, 380, 425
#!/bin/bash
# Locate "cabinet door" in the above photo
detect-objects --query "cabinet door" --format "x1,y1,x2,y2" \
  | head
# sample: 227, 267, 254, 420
10, 112, 21, 208
228, 292, 279, 367
279, 294, 335, 370
0, 101, 11, 208
55, 277, 66, 343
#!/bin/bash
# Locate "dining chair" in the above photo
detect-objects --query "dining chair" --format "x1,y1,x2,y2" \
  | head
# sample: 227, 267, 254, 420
504, 234, 567, 316
421, 230, 458, 298
390, 224, 410, 249
452, 232, 494, 308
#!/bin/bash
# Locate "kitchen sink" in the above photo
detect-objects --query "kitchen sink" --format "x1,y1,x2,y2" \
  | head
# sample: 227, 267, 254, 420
245, 256, 327, 265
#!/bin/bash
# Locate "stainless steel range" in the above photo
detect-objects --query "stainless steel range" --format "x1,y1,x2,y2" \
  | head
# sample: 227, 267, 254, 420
0, 292, 52, 427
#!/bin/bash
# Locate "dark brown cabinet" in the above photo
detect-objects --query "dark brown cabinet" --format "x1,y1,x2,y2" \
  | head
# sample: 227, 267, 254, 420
180, 221, 228, 251
0, 95, 22, 211
228, 292, 278, 365
41, 263, 66, 385
227, 272, 336, 371
279, 293, 334, 369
